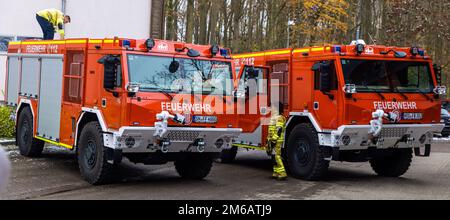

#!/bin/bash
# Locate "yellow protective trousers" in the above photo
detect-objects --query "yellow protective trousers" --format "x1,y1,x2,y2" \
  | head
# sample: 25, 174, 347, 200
268, 115, 287, 179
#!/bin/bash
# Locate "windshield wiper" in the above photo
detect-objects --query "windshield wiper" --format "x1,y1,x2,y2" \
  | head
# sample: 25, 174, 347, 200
158, 89, 174, 101
392, 87, 408, 100
361, 85, 386, 100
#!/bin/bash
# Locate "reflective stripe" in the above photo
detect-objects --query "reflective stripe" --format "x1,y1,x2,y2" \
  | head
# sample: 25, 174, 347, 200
293, 48, 309, 54
233, 50, 291, 59
89, 39, 119, 44
233, 143, 265, 150
35, 136, 73, 150
7, 39, 118, 46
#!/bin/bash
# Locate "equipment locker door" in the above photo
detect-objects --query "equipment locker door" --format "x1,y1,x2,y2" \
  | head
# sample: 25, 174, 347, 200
5, 56, 20, 106
60, 50, 85, 146
37, 55, 64, 141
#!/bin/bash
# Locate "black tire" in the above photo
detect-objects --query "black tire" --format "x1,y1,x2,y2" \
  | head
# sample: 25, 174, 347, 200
442, 132, 450, 138
220, 146, 238, 163
175, 154, 213, 180
17, 107, 44, 157
370, 148, 413, 177
77, 122, 114, 185
286, 124, 330, 180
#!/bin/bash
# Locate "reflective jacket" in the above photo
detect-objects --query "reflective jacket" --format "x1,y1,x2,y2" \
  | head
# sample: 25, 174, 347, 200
268, 115, 287, 143
37, 8, 65, 37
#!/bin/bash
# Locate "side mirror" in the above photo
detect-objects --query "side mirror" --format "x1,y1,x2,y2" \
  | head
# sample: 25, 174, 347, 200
246, 68, 259, 79
98, 55, 121, 90
319, 62, 332, 93
434, 64, 442, 86
169, 60, 180, 73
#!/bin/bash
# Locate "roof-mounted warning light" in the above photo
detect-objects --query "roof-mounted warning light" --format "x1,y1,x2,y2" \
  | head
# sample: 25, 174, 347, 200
122, 39, 131, 48
331, 46, 342, 53
410, 47, 419, 56
145, 38, 155, 50
220, 48, 232, 59
356, 44, 365, 55
210, 45, 220, 56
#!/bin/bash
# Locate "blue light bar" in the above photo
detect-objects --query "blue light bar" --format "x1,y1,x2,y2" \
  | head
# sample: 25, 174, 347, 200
122, 39, 131, 47
220, 48, 228, 56
418, 49, 425, 56
331, 46, 341, 53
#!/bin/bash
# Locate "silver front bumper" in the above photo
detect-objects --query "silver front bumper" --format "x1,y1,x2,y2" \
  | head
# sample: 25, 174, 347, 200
104, 127, 242, 153
322, 124, 445, 151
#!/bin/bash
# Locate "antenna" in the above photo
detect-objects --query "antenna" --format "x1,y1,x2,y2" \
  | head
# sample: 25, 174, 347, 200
368, 33, 377, 45
356, 26, 361, 40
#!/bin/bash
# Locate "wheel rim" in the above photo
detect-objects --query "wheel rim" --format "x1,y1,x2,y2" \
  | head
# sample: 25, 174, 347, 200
85, 140, 97, 170
295, 139, 311, 167
20, 120, 31, 145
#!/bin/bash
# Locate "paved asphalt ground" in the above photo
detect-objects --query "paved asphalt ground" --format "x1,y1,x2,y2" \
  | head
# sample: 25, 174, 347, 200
1, 141, 449, 200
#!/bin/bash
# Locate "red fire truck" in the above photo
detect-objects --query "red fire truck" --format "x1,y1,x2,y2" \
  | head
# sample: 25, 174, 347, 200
5, 38, 241, 185
227, 40, 446, 180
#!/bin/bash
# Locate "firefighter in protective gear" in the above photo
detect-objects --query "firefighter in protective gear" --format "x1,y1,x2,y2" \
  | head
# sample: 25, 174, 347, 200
267, 108, 288, 180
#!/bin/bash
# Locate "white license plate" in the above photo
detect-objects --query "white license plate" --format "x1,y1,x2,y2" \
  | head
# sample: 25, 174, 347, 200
402, 113, 423, 120
193, 116, 218, 124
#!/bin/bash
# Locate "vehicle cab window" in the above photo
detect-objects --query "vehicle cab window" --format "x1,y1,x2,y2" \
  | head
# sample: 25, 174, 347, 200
127, 54, 233, 96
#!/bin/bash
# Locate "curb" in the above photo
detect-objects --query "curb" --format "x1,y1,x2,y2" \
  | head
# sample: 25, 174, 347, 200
0, 139, 15, 146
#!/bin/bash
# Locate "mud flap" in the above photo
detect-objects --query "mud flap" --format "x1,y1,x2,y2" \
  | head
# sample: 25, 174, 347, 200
414, 144, 431, 157
106, 148, 123, 164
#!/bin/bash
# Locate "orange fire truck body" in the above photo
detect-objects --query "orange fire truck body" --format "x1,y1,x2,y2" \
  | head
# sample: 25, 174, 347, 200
231, 42, 446, 179
5, 38, 241, 184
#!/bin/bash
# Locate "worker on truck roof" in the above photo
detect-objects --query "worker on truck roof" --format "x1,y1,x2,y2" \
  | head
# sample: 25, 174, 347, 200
36, 8, 71, 40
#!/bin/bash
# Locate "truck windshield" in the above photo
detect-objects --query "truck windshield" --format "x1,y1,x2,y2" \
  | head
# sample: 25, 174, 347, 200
127, 54, 233, 95
341, 59, 434, 93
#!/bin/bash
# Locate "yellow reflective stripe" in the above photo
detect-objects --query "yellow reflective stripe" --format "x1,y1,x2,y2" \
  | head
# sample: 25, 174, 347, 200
265, 50, 291, 56
8, 39, 118, 46
89, 39, 120, 44
293, 48, 309, 53
233, 50, 291, 59
293, 46, 331, 54
311, 47, 325, 52
35, 136, 73, 150
89, 40, 101, 43
233, 53, 265, 59
65, 40, 86, 44
20, 41, 65, 45
233, 143, 265, 150
8, 40, 87, 45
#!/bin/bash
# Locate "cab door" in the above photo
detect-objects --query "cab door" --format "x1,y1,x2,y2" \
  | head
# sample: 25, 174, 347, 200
312, 60, 339, 130
97, 54, 124, 130
235, 65, 270, 145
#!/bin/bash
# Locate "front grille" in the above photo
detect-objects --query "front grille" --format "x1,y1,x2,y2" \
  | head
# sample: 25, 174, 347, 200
167, 131, 201, 142
380, 127, 408, 138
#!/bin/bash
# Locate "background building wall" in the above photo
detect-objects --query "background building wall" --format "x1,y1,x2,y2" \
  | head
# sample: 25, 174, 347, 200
0, 0, 155, 101
0, 0, 62, 38
65, 0, 151, 39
